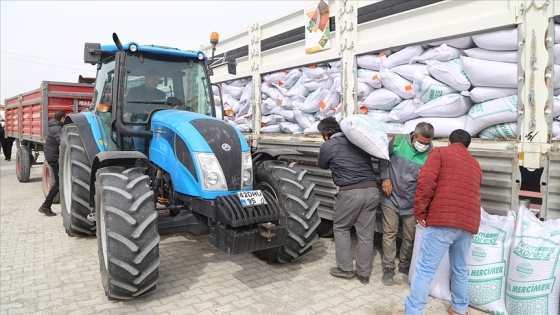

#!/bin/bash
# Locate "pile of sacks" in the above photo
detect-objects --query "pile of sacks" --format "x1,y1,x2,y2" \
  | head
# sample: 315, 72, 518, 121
409, 206, 560, 315
217, 24, 560, 140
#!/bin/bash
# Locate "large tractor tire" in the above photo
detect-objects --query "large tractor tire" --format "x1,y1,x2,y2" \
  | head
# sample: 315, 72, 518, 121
60, 124, 95, 236
95, 166, 160, 300
16, 145, 31, 182
254, 160, 321, 263
42, 162, 60, 204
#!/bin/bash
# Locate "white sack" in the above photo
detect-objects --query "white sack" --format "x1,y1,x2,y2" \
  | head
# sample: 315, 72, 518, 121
461, 56, 518, 89
234, 114, 252, 125
223, 84, 244, 99
357, 52, 390, 70
380, 45, 424, 70
239, 81, 254, 103
357, 69, 382, 88
261, 83, 285, 104
263, 70, 288, 84
467, 209, 516, 315
283, 73, 312, 97
319, 79, 341, 113
411, 44, 464, 63
505, 206, 560, 315
464, 95, 518, 136
339, 114, 390, 160
415, 94, 472, 118
409, 224, 452, 302
300, 65, 327, 79
279, 122, 303, 134
387, 99, 422, 123
426, 59, 472, 91
379, 68, 415, 99
261, 114, 285, 126
462, 87, 518, 103
555, 24, 560, 44
365, 109, 390, 123
233, 123, 252, 132
428, 36, 475, 49
360, 88, 402, 110
357, 80, 376, 99
392, 64, 430, 82
404, 115, 468, 138
301, 87, 329, 113
270, 107, 295, 122
555, 65, 560, 89
222, 94, 241, 113
555, 44, 560, 65
553, 120, 560, 140
261, 98, 279, 116
413, 72, 458, 103
464, 48, 518, 63
293, 109, 317, 129
472, 28, 518, 51
382, 122, 407, 134
302, 75, 333, 92
479, 122, 517, 139
236, 100, 252, 118
553, 95, 560, 117
260, 124, 282, 133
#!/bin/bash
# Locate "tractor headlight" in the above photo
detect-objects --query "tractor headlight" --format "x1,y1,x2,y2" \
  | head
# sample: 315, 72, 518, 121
195, 153, 227, 191
241, 152, 253, 188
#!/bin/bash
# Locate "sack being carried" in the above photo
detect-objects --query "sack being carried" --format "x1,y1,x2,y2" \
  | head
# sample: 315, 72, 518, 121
339, 114, 390, 160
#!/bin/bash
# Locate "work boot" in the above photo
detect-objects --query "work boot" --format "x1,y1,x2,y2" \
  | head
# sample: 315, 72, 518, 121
382, 267, 395, 286
398, 266, 410, 275
38, 206, 56, 217
448, 306, 469, 315
353, 271, 369, 284
329, 267, 354, 279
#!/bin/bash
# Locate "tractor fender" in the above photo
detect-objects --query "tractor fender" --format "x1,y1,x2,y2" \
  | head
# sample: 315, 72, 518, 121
252, 148, 302, 164
64, 113, 101, 165
88, 151, 149, 206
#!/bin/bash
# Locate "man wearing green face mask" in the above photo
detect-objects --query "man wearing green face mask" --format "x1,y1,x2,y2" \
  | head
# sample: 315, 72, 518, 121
379, 122, 434, 286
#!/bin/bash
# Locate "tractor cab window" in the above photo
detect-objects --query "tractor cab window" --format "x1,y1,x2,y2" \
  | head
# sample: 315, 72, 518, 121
123, 53, 213, 124
93, 60, 117, 151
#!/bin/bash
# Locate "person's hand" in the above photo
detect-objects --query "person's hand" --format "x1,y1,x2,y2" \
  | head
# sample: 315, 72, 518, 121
382, 179, 392, 196
417, 219, 427, 227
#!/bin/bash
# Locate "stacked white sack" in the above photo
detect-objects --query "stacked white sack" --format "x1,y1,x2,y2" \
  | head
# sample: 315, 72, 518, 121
217, 78, 254, 132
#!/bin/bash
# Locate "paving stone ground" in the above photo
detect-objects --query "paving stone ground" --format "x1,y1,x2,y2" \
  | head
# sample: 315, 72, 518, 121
0, 158, 489, 315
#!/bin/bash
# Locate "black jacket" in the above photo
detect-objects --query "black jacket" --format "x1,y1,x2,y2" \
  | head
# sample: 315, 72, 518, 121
44, 118, 64, 163
317, 132, 376, 187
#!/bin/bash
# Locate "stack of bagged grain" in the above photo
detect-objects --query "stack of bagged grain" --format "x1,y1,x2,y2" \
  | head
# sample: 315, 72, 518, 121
216, 78, 254, 132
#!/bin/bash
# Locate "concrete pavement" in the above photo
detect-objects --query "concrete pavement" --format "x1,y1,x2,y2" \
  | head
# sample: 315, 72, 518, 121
0, 157, 488, 315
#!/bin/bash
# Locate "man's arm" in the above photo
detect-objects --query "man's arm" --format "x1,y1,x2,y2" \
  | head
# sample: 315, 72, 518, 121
317, 142, 332, 170
414, 149, 442, 221
378, 138, 394, 180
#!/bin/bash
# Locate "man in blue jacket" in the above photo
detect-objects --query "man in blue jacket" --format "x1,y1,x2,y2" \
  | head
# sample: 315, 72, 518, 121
379, 122, 434, 286
317, 117, 380, 284
38, 110, 67, 216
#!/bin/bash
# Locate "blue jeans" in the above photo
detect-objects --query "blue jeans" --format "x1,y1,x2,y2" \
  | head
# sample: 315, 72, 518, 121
405, 226, 473, 315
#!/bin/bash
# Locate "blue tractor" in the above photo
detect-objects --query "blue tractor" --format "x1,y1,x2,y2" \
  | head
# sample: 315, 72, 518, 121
59, 33, 320, 300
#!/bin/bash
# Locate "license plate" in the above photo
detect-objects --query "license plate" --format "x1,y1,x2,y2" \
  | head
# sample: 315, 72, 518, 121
236, 190, 268, 207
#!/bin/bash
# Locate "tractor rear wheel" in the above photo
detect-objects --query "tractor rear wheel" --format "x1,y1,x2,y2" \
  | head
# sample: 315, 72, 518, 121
95, 166, 160, 300
16, 145, 31, 182
42, 162, 60, 204
254, 160, 320, 263
60, 124, 95, 236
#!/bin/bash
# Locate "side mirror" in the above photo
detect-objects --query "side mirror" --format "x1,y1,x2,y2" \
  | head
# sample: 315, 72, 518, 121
227, 57, 237, 75
84, 43, 101, 65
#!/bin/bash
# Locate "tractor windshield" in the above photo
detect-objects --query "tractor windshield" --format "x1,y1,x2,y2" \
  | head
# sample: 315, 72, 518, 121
123, 52, 213, 123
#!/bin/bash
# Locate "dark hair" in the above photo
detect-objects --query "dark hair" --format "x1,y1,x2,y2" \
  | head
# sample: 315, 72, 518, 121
449, 129, 471, 148
54, 110, 67, 121
414, 122, 434, 139
317, 117, 342, 139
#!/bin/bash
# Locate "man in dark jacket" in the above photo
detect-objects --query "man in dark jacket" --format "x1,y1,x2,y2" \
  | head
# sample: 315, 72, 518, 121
317, 117, 380, 285
1, 122, 15, 161
394, 129, 482, 315
38, 110, 67, 216
379, 122, 434, 286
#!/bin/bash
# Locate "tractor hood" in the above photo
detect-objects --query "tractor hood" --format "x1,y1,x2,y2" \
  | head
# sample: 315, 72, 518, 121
149, 110, 251, 198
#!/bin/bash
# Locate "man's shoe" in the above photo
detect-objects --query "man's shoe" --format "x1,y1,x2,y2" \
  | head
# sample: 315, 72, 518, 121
38, 206, 56, 217
398, 266, 410, 275
353, 271, 369, 284
329, 267, 354, 279
382, 267, 395, 286
392, 310, 405, 315
447, 306, 468, 315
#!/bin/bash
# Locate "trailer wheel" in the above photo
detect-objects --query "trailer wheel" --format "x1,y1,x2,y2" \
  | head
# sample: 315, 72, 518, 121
42, 162, 60, 204
60, 124, 95, 236
16, 145, 31, 182
254, 160, 320, 263
95, 166, 159, 300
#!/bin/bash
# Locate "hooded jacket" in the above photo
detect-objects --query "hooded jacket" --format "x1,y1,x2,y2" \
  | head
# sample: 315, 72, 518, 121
44, 118, 64, 163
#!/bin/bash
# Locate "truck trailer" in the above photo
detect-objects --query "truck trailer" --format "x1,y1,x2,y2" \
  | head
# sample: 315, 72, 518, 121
203, 0, 560, 228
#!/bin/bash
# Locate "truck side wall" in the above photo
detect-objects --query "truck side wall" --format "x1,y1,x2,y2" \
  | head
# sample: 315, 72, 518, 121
205, 0, 560, 220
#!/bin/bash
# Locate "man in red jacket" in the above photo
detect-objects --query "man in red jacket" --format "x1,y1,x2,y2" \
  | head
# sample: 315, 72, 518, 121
394, 129, 482, 315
